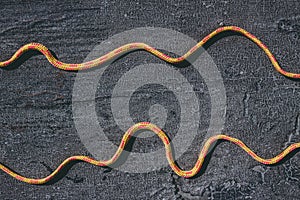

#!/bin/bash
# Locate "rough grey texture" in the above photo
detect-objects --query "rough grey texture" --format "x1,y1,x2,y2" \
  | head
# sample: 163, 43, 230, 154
0, 0, 300, 199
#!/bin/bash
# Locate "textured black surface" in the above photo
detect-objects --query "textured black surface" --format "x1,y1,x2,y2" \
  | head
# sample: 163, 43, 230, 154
0, 0, 300, 199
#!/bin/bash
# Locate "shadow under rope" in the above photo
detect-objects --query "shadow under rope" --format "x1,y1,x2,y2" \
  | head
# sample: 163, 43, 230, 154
2, 49, 59, 71
0, 30, 294, 77
3, 135, 298, 185
0, 30, 253, 72
0, 30, 299, 184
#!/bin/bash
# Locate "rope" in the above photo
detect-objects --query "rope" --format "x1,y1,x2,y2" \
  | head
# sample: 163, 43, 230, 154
0, 26, 299, 184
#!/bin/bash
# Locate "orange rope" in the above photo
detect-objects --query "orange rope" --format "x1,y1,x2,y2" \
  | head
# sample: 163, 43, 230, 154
0, 26, 299, 78
0, 26, 299, 184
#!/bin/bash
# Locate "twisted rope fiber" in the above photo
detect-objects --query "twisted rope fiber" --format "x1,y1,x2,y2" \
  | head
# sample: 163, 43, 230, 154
1, 26, 300, 184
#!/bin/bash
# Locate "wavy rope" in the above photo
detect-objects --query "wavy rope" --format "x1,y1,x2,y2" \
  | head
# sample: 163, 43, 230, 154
0, 26, 300, 184
1, 122, 300, 184
0, 26, 299, 78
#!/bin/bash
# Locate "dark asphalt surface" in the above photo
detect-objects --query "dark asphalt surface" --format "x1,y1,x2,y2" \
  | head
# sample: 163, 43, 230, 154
0, 0, 300, 199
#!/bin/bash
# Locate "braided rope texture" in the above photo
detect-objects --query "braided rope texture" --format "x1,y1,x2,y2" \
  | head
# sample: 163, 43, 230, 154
0, 26, 300, 184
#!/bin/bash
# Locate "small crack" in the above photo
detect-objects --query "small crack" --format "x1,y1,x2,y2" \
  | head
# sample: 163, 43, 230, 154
277, 15, 300, 39
295, 113, 300, 136
252, 165, 269, 184
284, 113, 300, 148
243, 92, 250, 118
170, 172, 183, 200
